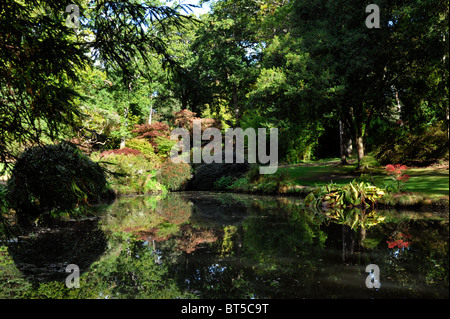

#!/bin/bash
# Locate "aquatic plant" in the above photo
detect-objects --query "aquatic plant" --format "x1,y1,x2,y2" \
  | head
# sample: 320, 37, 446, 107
305, 180, 386, 211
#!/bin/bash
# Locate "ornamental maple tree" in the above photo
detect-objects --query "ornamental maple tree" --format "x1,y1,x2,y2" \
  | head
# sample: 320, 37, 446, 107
385, 164, 410, 191
132, 122, 170, 147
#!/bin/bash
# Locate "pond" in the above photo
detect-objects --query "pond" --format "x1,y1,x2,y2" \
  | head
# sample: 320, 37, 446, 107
0, 192, 448, 299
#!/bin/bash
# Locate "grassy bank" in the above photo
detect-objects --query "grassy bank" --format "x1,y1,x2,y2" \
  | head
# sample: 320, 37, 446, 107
222, 158, 449, 208
280, 158, 448, 197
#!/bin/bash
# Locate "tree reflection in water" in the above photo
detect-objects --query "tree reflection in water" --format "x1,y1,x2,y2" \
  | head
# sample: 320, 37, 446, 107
0, 192, 448, 298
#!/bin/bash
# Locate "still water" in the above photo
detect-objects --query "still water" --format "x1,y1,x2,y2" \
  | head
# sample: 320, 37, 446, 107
1, 192, 448, 298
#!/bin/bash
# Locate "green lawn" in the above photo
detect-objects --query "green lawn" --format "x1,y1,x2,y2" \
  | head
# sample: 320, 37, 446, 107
280, 158, 360, 186
279, 158, 449, 198
396, 168, 449, 197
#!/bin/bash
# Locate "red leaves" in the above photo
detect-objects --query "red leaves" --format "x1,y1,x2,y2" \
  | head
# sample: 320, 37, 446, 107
173, 109, 222, 132
100, 147, 142, 157
387, 233, 411, 249
387, 239, 410, 249
385, 163, 410, 182
132, 122, 170, 147
157, 159, 191, 190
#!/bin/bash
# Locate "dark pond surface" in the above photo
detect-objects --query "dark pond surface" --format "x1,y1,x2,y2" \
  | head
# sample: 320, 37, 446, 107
1, 192, 448, 299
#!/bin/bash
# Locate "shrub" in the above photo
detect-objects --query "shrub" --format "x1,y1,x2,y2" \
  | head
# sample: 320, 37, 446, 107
93, 152, 165, 195
252, 170, 295, 194
245, 165, 261, 183
373, 125, 449, 165
173, 109, 222, 132
214, 176, 235, 190
385, 164, 410, 192
154, 136, 177, 157
125, 138, 156, 158
304, 180, 386, 211
157, 159, 191, 191
7, 143, 111, 224
173, 109, 197, 130
229, 177, 251, 191
358, 155, 380, 170
132, 122, 170, 147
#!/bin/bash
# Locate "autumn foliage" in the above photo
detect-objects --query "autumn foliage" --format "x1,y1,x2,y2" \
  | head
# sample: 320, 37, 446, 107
100, 147, 142, 157
157, 158, 191, 191
385, 164, 410, 191
174, 109, 221, 132
132, 122, 170, 147
385, 164, 410, 182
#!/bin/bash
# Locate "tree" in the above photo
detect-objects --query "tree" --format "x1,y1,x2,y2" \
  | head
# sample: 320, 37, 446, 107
291, 0, 389, 164
0, 0, 196, 167
291, 0, 449, 165
190, 0, 261, 124
0, 0, 87, 165
242, 0, 330, 162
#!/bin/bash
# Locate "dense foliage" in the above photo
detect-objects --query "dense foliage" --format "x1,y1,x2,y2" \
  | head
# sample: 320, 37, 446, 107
6, 143, 111, 224
157, 159, 192, 191
93, 152, 165, 195
304, 181, 386, 211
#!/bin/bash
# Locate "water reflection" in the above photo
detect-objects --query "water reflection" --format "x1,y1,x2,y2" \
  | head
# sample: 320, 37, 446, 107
0, 192, 448, 299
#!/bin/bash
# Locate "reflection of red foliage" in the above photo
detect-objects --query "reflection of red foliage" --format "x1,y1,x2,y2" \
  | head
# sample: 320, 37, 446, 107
177, 226, 218, 254
387, 233, 411, 249
387, 239, 410, 249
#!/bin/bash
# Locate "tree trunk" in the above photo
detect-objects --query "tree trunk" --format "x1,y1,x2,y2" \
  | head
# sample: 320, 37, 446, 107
120, 106, 129, 149
350, 106, 365, 165
339, 120, 353, 164
232, 84, 239, 124
355, 134, 365, 164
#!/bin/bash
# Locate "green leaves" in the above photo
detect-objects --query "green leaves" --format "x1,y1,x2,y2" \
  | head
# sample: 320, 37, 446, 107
6, 143, 111, 224
305, 180, 386, 211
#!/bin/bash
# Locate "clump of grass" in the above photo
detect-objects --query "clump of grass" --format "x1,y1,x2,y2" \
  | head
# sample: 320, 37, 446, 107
379, 192, 428, 207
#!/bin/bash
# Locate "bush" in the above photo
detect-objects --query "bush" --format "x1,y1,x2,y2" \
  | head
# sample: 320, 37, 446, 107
358, 155, 380, 170
7, 143, 111, 224
304, 181, 386, 211
93, 152, 165, 195
157, 159, 191, 191
132, 122, 170, 148
100, 147, 142, 157
245, 165, 261, 183
214, 176, 235, 190
229, 177, 251, 191
125, 138, 159, 160
154, 136, 177, 157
